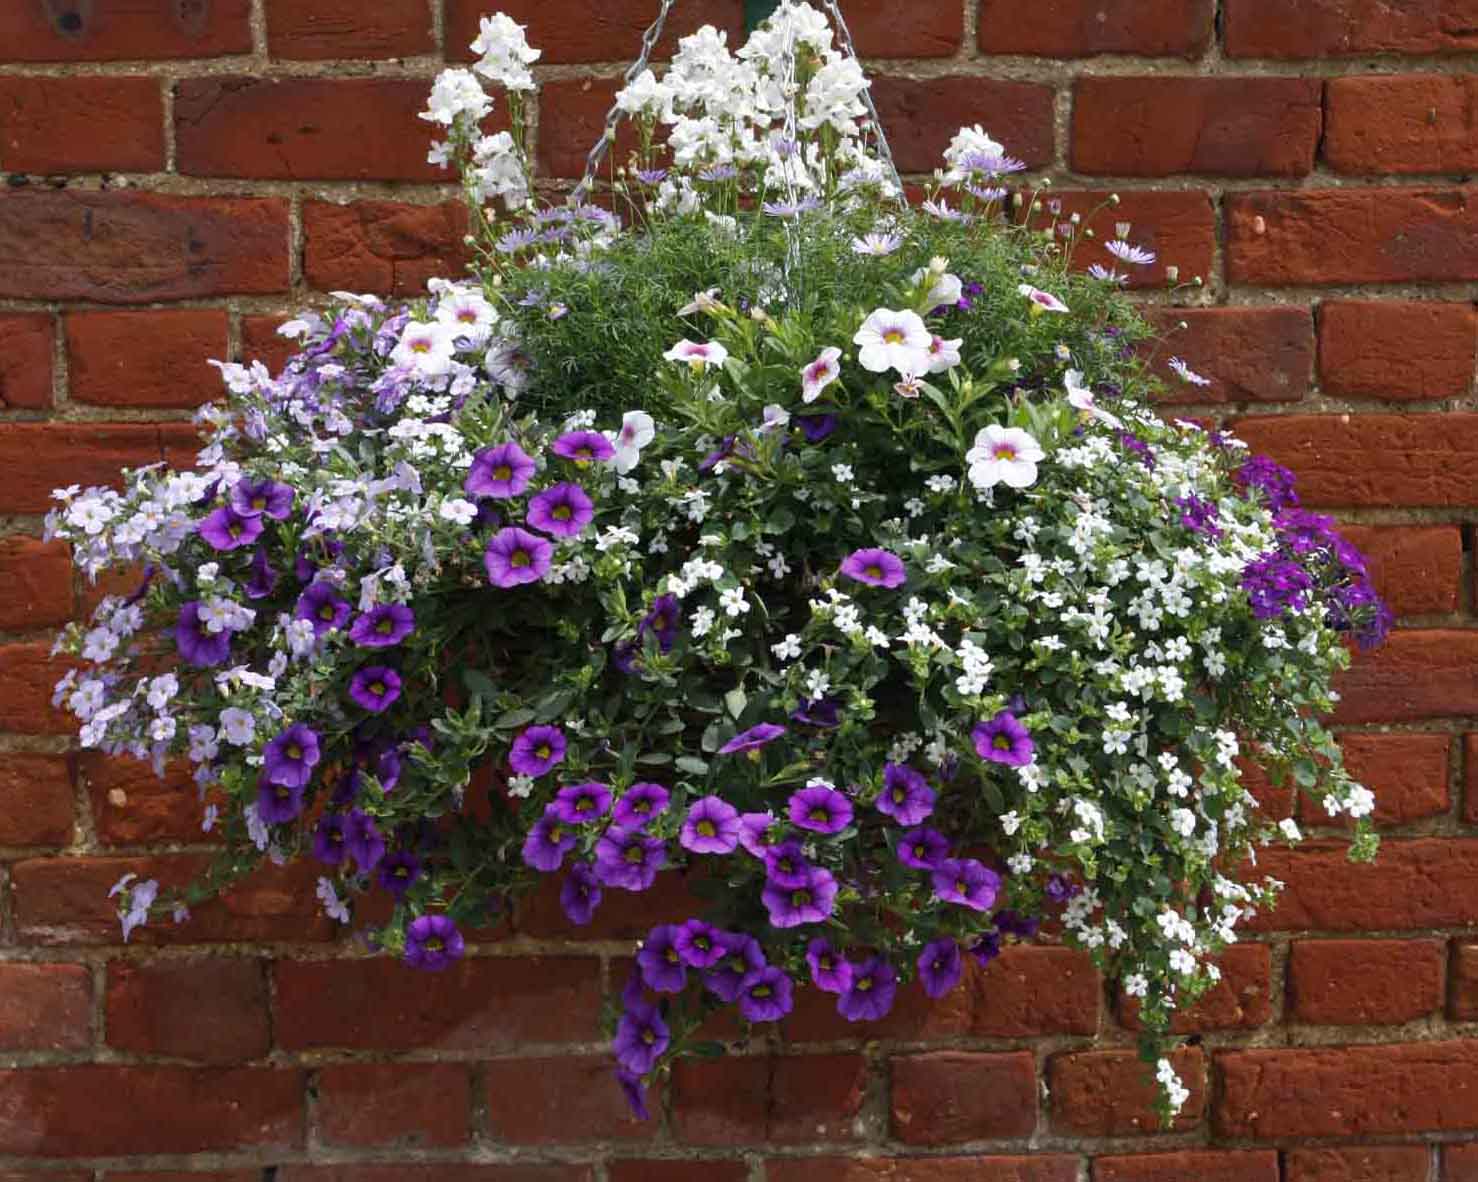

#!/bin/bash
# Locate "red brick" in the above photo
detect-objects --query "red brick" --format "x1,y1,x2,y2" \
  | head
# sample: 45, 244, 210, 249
979, 0, 1213, 56
82, 754, 209, 845
274, 955, 600, 1050
0, 191, 289, 303
890, 1052, 1037, 1144
241, 313, 306, 374
304, 200, 471, 297
107, 1175, 260, 1182
768, 1159, 1077, 1182
445, 0, 743, 64
1234, 414, 1478, 509
265, 0, 433, 58
872, 77, 1056, 174
0, 0, 252, 61
516, 866, 704, 940
1225, 0, 1478, 57
1318, 300, 1475, 402
1048, 189, 1216, 289
485, 1056, 653, 1144
1094, 1151, 1279, 1182
278, 1170, 591, 1182
0, 422, 178, 514
1326, 75, 1478, 175
1239, 756, 1294, 821
1121, 944, 1274, 1032
1216, 1041, 1478, 1136
0, 313, 53, 410
1288, 939, 1444, 1024
1305, 732, 1451, 827
1452, 1144, 1478, 1180
0, 537, 73, 630
1049, 1047, 1205, 1135
0, 1065, 301, 1155
537, 77, 643, 181
1072, 77, 1320, 177
1333, 631, 1478, 724
1227, 188, 1478, 286
1248, 838, 1478, 932
0, 963, 91, 1051
1148, 307, 1313, 404
176, 77, 442, 181
0, 754, 74, 846
105, 957, 269, 1061
67, 310, 228, 409
828, 0, 963, 57
1286, 1145, 1429, 1182
318, 1062, 469, 1147
0, 642, 79, 735
1337, 527, 1461, 618
608, 1162, 747, 1182
0, 76, 162, 173
1451, 943, 1478, 1020
671, 1053, 867, 1145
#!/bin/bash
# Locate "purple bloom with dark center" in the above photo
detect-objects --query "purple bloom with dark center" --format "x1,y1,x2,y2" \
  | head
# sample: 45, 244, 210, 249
404, 914, 464, 972
198, 506, 263, 552
1045, 873, 1081, 903
612, 782, 669, 830
761, 866, 838, 928
675, 919, 725, 968
527, 482, 595, 538
897, 825, 949, 870
877, 763, 935, 826
522, 809, 576, 872
244, 547, 278, 600
697, 435, 737, 474
806, 937, 852, 994
636, 924, 688, 993
702, 932, 765, 1002
1274, 507, 1338, 558
738, 966, 794, 1022
680, 795, 741, 854
763, 840, 811, 889
230, 478, 294, 520
263, 723, 320, 789
1235, 455, 1300, 512
465, 442, 536, 499
509, 725, 566, 777
345, 809, 386, 874
796, 413, 837, 443
638, 594, 680, 653
1175, 494, 1222, 539
349, 603, 415, 648
791, 696, 841, 728
611, 641, 639, 675
838, 956, 897, 1022
738, 811, 780, 857
257, 777, 305, 824
377, 849, 422, 899
551, 430, 615, 465
788, 784, 853, 834
994, 909, 1041, 940
612, 999, 669, 1073
616, 1069, 649, 1121
972, 710, 1035, 767
1330, 577, 1393, 650
552, 781, 612, 824
917, 938, 963, 999
349, 666, 402, 713
560, 861, 602, 925
175, 601, 231, 667
840, 547, 906, 589
718, 722, 785, 756
1241, 552, 1314, 619
593, 827, 666, 890
1117, 431, 1156, 470
484, 526, 553, 588
969, 930, 1003, 966
312, 814, 348, 864
295, 581, 352, 636
932, 858, 1001, 912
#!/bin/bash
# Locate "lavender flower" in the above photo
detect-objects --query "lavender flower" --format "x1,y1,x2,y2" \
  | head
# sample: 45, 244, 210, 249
838, 956, 897, 1021
718, 722, 785, 756
262, 723, 320, 789
551, 430, 615, 465
175, 601, 231, 667
552, 781, 612, 824
761, 866, 837, 928
972, 711, 1034, 767
198, 506, 263, 552
349, 603, 415, 647
484, 526, 553, 588
840, 547, 906, 589
560, 861, 602, 925
738, 966, 794, 1022
527, 482, 594, 538
348, 666, 402, 713
404, 914, 464, 971
594, 827, 665, 890
917, 938, 963, 999
806, 937, 852, 994
636, 924, 688, 992
788, 784, 853, 834
612, 782, 669, 830
612, 1000, 669, 1073
466, 442, 536, 499
897, 826, 949, 870
230, 478, 294, 520
932, 857, 1001, 912
680, 795, 741, 854
877, 763, 935, 826
509, 725, 566, 777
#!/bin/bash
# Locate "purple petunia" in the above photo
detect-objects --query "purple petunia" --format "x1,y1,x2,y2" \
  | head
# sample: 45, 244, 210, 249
791, 696, 841, 728
636, 924, 688, 993
175, 601, 232, 667
972, 710, 1035, 767
806, 937, 853, 994
527, 482, 595, 538
244, 547, 278, 600
295, 581, 352, 636
674, 919, 726, 969
312, 814, 348, 865
593, 827, 666, 891
761, 866, 837, 928
702, 932, 765, 1002
377, 850, 422, 900
552, 781, 612, 824
738, 966, 794, 1022
763, 840, 812, 889
897, 825, 949, 870
840, 547, 906, 589
612, 782, 669, 830
230, 477, 294, 520
484, 526, 553, 588
837, 955, 897, 1022
796, 413, 837, 443
718, 722, 785, 756
932, 857, 1001, 912
344, 809, 386, 874
348, 603, 415, 648
788, 784, 853, 834
680, 795, 741, 854
465, 441, 536, 499
638, 594, 680, 653
551, 430, 615, 465
256, 777, 305, 824
877, 763, 935, 826
263, 723, 320, 789
737, 811, 780, 857
612, 1000, 669, 1074
198, 506, 263, 552
522, 809, 576, 872
509, 725, 566, 777
560, 861, 602, 925
404, 914, 464, 972
917, 938, 964, 999
349, 666, 402, 713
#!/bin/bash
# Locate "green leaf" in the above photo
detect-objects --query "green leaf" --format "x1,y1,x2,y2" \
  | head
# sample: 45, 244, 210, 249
676, 755, 711, 776
724, 688, 747, 720
493, 707, 537, 731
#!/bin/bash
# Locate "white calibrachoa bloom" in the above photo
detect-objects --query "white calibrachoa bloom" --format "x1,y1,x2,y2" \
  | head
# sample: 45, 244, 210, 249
966, 425, 1045, 490
664, 339, 729, 370
852, 307, 932, 375
801, 346, 842, 402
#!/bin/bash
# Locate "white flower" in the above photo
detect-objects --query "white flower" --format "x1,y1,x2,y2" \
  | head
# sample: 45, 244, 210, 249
1170, 807, 1197, 837
965, 425, 1045, 490
219, 706, 255, 746
664, 339, 729, 370
1124, 972, 1149, 998
762, 404, 790, 432
507, 773, 536, 799
1169, 357, 1212, 387
801, 346, 842, 403
435, 287, 498, 343
611, 410, 655, 475
615, 68, 671, 118
943, 123, 1004, 182
1106, 239, 1156, 266
718, 586, 750, 617
421, 68, 492, 125
1018, 284, 1069, 314
470, 13, 541, 91
911, 266, 963, 309
925, 335, 962, 374
392, 320, 457, 378
1279, 818, 1302, 842
832, 464, 854, 484
1064, 369, 1123, 428
772, 633, 802, 661
851, 232, 901, 256
317, 877, 351, 924
691, 605, 717, 637
439, 497, 478, 525
1000, 810, 1021, 836
852, 308, 932, 376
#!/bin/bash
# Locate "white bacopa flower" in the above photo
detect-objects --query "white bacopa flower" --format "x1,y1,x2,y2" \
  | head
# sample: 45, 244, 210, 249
718, 586, 750, 617
421, 68, 492, 126
612, 410, 655, 474
965, 425, 1045, 491
1064, 369, 1123, 429
800, 346, 842, 403
771, 633, 802, 661
664, 339, 729, 370
1017, 283, 1069, 314
852, 307, 932, 375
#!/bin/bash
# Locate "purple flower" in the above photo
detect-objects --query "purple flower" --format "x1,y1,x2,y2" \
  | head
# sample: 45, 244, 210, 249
466, 442, 536, 499
312, 814, 348, 864
639, 595, 680, 652
806, 937, 852, 994
763, 840, 811, 889
244, 547, 278, 600
1045, 873, 1081, 903
527, 482, 595, 538
484, 527, 553, 588
1242, 552, 1315, 620
680, 795, 741, 854
702, 933, 765, 1002
738, 966, 794, 1022
612, 782, 669, 830
551, 430, 615, 465
969, 930, 1002, 967
972, 711, 1035, 767
838, 956, 897, 1022
552, 781, 612, 824
198, 506, 263, 552
917, 938, 963, 999
349, 603, 415, 648
295, 581, 352, 636
404, 914, 464, 971
377, 850, 422, 899
796, 413, 837, 443
840, 547, 906, 589
522, 809, 576, 872
175, 601, 231, 667
594, 828, 666, 891
560, 861, 602, 925
257, 777, 305, 824
616, 1069, 649, 1121
932, 857, 1001, 912
1175, 494, 1222, 539
1235, 454, 1300, 512
230, 478, 294, 520
636, 924, 688, 993
510, 725, 567, 777
344, 809, 386, 874
877, 763, 935, 826
761, 866, 837, 928
994, 909, 1041, 940
263, 723, 320, 789
897, 826, 949, 870
349, 666, 402, 713
675, 919, 725, 968
718, 722, 785, 757
791, 696, 841, 728
612, 1000, 669, 1073
737, 811, 780, 857
788, 784, 853, 834
1118, 431, 1156, 469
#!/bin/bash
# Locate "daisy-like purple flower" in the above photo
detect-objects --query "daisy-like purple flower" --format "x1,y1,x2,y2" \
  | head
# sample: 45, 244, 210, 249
527, 482, 594, 538
295, 581, 352, 636
612, 1000, 669, 1074
675, 919, 725, 969
230, 477, 294, 520
636, 923, 688, 993
737, 811, 780, 857
788, 784, 853, 835
551, 430, 615, 465
257, 777, 305, 824
593, 827, 666, 891
560, 861, 602, 925
877, 763, 935, 826
349, 666, 402, 713
897, 825, 949, 870
702, 932, 765, 1002
761, 866, 837, 928
806, 937, 853, 994
345, 809, 386, 874
377, 850, 421, 900
917, 938, 964, 999
718, 722, 785, 757
312, 814, 348, 865
198, 506, 263, 552
484, 526, 553, 588
972, 710, 1035, 767
932, 857, 1001, 912
466, 442, 536, 499
680, 795, 741, 854
349, 603, 415, 648
404, 914, 464, 972
738, 966, 794, 1022
838, 956, 897, 1021
840, 548, 906, 589
522, 809, 576, 872
552, 781, 612, 824
763, 840, 812, 889
175, 601, 232, 667
263, 723, 320, 789
612, 782, 669, 830
509, 725, 566, 777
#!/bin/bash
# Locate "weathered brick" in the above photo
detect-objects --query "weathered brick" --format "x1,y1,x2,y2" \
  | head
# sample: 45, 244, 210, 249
105, 958, 270, 1062
0, 0, 252, 61
277, 1169, 591, 1182
318, 1063, 469, 1147
0, 536, 73, 629
536, 77, 642, 180
1072, 77, 1320, 177
0, 963, 91, 1052
0, 313, 53, 410
0, 423, 177, 515
1225, 0, 1478, 57
0, 191, 289, 303
1288, 939, 1444, 1024
1326, 74, 1478, 175
485, 1056, 653, 1144
1318, 300, 1475, 402
82, 754, 209, 846
1451, 944, 1478, 1020
1049, 1047, 1205, 1135
1337, 527, 1461, 618
106, 1174, 259, 1182
446, 0, 743, 64
1216, 1041, 1478, 1136
0, 76, 162, 174
890, 1052, 1037, 1144
1286, 1145, 1429, 1182
0, 642, 79, 735
769, 1159, 1076, 1182
1094, 1151, 1279, 1182
1308, 731, 1451, 826
265, 0, 434, 59
304, 200, 471, 296
1049, 189, 1216, 289
1227, 188, 1478, 286
1450, 1143, 1478, 1180
0, 754, 74, 846
1467, 734, 1478, 824
607, 1164, 745, 1182
826, 0, 963, 57
66, 310, 228, 409
979, 0, 1214, 57
1121, 944, 1274, 1032
1148, 307, 1312, 404
671, 1053, 867, 1145
1333, 631, 1478, 724
871, 77, 1056, 175
241, 313, 306, 374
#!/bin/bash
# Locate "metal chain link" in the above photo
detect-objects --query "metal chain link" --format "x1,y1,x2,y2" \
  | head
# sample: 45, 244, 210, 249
816, 0, 904, 196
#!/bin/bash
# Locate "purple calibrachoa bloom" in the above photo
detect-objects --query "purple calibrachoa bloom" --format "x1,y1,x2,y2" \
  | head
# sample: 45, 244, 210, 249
806, 937, 853, 994
612, 782, 669, 830
175, 601, 231, 667
594, 827, 666, 890
737, 811, 779, 857
616, 1069, 650, 1121
312, 814, 348, 865
295, 581, 352, 636
551, 430, 616, 465
349, 666, 402, 713
838, 955, 897, 1021
404, 914, 464, 972
994, 909, 1041, 940
243, 547, 278, 602
972, 710, 1035, 766
484, 526, 553, 588
198, 506, 263, 552
840, 547, 906, 589
702, 933, 765, 1002
560, 861, 602, 925
969, 930, 1003, 967
897, 825, 949, 870
718, 722, 785, 756
637, 924, 688, 992
377, 850, 422, 900
257, 777, 305, 824
263, 723, 320, 788
796, 413, 837, 443
761, 866, 837, 928
788, 784, 853, 834
465, 441, 535, 499
638, 594, 680, 652
612, 1000, 669, 1074
230, 477, 294, 520
917, 938, 964, 999
932, 857, 1001, 912
680, 795, 741, 854
527, 482, 595, 538
552, 781, 612, 824
763, 840, 811, 889
738, 966, 794, 1022
522, 809, 576, 872
675, 919, 726, 968
877, 763, 935, 826
509, 725, 566, 777
349, 603, 415, 648
791, 696, 841, 728
345, 809, 386, 874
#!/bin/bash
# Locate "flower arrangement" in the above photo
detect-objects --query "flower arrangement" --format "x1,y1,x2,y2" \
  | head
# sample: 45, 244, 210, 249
48, 2, 1388, 1121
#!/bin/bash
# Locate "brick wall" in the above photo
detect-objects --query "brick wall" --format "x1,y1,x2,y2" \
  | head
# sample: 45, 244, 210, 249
1, 0, 1476, 1177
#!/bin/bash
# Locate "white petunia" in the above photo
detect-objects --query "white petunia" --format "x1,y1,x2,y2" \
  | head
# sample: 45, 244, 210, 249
391, 321, 458, 379
1064, 369, 1123, 428
800, 346, 842, 403
925, 335, 963, 374
965, 425, 1045, 490
612, 410, 655, 474
852, 307, 932, 375
663, 339, 729, 370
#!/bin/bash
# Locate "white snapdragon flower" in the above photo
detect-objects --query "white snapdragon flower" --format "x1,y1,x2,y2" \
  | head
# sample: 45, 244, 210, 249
470, 13, 541, 91
615, 68, 672, 118
421, 68, 492, 126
